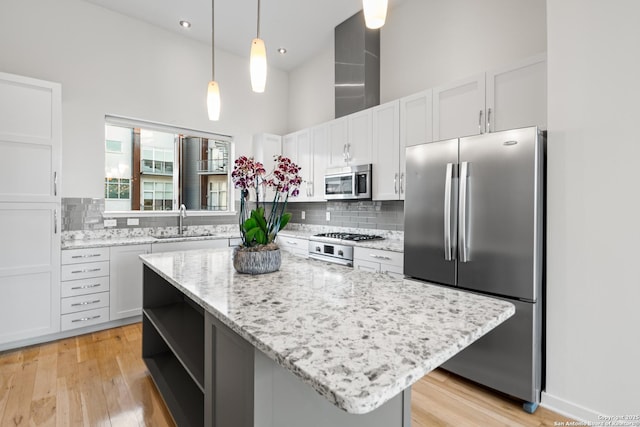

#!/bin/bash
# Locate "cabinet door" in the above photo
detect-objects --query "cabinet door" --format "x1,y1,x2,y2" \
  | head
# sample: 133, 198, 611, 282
327, 117, 349, 167
372, 100, 400, 200
433, 73, 486, 140
486, 54, 547, 132
282, 130, 311, 202
400, 89, 433, 147
0, 203, 60, 345
110, 244, 151, 320
0, 72, 61, 203
347, 109, 372, 165
310, 124, 328, 201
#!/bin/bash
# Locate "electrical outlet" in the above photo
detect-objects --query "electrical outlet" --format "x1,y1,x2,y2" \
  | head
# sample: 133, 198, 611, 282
127, 218, 139, 226
104, 219, 117, 227
326, 211, 331, 221
301, 211, 305, 220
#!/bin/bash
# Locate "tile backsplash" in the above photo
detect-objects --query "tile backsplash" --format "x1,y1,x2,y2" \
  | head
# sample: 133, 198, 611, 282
62, 198, 404, 232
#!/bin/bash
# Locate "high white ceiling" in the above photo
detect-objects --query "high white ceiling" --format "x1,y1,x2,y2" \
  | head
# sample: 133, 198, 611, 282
82, 0, 405, 71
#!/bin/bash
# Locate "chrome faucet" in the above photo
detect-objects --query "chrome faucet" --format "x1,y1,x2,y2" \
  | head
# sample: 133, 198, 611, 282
179, 204, 187, 235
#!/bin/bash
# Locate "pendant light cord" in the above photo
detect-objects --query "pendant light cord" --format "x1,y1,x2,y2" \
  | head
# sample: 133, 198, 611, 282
211, 0, 215, 80
256, 0, 261, 38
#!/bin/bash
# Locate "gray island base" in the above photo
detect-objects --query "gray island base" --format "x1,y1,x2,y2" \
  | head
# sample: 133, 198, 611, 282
140, 248, 515, 427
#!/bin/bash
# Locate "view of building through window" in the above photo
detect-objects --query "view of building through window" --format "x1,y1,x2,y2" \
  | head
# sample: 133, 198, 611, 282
104, 121, 231, 212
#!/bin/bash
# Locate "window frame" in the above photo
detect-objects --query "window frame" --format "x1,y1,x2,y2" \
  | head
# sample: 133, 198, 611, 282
104, 115, 236, 217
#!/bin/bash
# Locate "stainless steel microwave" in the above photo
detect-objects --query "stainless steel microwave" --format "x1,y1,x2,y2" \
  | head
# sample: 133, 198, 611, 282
324, 164, 372, 200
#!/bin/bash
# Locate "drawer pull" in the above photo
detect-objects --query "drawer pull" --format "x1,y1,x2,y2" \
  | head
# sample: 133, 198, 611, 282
71, 300, 101, 307
71, 315, 101, 323
286, 240, 298, 245
71, 283, 101, 290
370, 254, 392, 261
71, 254, 101, 259
71, 268, 101, 274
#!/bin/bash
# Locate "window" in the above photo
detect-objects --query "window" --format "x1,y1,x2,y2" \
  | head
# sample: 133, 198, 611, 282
104, 117, 233, 213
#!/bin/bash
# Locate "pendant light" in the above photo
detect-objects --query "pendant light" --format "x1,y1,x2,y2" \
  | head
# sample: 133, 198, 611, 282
363, 0, 388, 29
250, 0, 267, 93
207, 0, 221, 121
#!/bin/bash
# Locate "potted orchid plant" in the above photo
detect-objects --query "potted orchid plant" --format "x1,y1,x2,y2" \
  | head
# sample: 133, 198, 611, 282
231, 155, 302, 273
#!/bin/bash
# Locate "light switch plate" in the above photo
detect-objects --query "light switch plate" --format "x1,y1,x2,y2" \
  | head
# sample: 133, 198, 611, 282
301, 211, 305, 220
104, 219, 117, 227
326, 211, 331, 221
127, 218, 139, 226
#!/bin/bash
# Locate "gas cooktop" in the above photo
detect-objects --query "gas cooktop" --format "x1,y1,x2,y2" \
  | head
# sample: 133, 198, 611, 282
312, 232, 384, 242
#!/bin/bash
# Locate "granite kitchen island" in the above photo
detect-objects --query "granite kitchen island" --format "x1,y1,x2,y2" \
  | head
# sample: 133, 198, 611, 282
140, 248, 514, 427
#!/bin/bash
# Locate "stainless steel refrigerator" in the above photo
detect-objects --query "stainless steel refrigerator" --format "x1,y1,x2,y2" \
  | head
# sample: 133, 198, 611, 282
404, 126, 544, 413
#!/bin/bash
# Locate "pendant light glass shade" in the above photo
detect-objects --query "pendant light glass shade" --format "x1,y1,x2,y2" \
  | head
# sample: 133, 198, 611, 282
363, 0, 388, 29
207, 80, 221, 121
250, 37, 267, 93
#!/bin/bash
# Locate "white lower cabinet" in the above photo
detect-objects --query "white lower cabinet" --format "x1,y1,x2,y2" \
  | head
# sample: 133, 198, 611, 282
353, 247, 404, 279
277, 236, 309, 258
110, 244, 151, 321
60, 247, 110, 331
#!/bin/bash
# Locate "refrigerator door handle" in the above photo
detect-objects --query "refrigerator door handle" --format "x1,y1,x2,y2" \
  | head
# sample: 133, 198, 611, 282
444, 163, 455, 261
459, 161, 470, 262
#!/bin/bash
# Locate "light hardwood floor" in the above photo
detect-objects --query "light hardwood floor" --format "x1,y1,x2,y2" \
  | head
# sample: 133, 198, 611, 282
0, 324, 573, 426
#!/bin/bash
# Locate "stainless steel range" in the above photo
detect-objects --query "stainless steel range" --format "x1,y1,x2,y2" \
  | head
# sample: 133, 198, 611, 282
308, 232, 383, 266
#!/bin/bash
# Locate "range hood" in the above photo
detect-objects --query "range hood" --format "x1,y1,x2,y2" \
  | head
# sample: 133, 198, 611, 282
334, 11, 380, 118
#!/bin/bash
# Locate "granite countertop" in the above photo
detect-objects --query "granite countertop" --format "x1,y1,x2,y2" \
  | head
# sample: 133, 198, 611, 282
140, 248, 514, 415
61, 232, 240, 250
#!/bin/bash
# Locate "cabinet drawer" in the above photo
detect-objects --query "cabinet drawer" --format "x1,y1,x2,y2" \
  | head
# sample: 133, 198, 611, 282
61, 291, 109, 314
61, 276, 109, 297
61, 261, 109, 281
278, 236, 308, 250
354, 247, 404, 269
61, 307, 109, 331
62, 247, 109, 264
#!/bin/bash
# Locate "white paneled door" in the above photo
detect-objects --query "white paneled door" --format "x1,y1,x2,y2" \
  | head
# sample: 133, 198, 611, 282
0, 72, 61, 348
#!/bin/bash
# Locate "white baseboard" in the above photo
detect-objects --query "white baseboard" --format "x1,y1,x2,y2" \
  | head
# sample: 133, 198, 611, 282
541, 391, 603, 423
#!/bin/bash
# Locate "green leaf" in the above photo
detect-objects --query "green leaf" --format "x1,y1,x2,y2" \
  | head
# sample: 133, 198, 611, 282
242, 217, 257, 232
252, 209, 267, 231
279, 212, 291, 231
245, 227, 260, 242
255, 228, 267, 245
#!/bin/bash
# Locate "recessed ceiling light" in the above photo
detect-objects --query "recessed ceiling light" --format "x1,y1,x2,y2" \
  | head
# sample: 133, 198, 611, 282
179, 20, 191, 29
277, 47, 287, 54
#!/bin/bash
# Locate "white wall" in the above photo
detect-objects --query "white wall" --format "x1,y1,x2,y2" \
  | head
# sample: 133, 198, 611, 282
544, 0, 640, 419
0, 0, 289, 198
288, 0, 547, 131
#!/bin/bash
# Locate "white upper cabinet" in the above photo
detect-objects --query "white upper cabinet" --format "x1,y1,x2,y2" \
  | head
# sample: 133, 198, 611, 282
328, 109, 372, 167
309, 124, 328, 201
0, 72, 61, 203
486, 53, 547, 132
372, 100, 402, 200
433, 73, 486, 141
433, 54, 547, 141
400, 89, 433, 147
282, 129, 312, 202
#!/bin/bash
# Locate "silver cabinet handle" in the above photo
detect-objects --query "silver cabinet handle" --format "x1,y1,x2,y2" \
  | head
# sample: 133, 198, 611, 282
370, 254, 392, 260
487, 108, 492, 133
478, 110, 484, 134
71, 299, 101, 307
394, 173, 398, 194
459, 161, 470, 262
286, 240, 298, 245
71, 283, 101, 290
71, 253, 101, 259
72, 315, 101, 323
54, 209, 57, 234
400, 173, 404, 195
444, 163, 455, 261
343, 144, 348, 162
71, 268, 101, 274
54, 171, 58, 196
